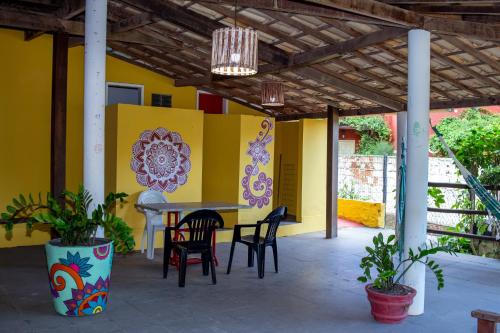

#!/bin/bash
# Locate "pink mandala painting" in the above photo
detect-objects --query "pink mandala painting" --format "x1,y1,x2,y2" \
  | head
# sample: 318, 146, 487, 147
241, 118, 273, 208
131, 128, 191, 192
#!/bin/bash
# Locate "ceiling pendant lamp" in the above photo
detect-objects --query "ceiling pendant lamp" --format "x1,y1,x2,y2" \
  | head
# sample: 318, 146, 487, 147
211, 1, 258, 76
261, 81, 285, 107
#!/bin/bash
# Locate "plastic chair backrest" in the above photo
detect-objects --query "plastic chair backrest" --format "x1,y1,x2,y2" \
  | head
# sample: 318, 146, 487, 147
176, 210, 224, 246
137, 190, 168, 225
262, 206, 287, 243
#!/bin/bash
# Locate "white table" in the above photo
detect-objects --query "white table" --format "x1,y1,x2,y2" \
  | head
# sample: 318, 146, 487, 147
134, 202, 251, 264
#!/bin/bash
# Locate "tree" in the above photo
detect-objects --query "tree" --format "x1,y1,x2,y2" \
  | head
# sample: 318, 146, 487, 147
340, 116, 393, 155
430, 108, 500, 177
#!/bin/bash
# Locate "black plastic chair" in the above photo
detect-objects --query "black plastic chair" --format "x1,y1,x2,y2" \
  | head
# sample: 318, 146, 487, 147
227, 206, 287, 278
163, 209, 224, 287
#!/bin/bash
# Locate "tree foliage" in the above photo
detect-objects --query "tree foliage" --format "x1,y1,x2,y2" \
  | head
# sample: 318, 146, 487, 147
340, 116, 393, 155
430, 108, 500, 177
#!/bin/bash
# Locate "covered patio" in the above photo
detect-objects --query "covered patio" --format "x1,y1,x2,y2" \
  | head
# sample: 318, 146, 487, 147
1, 227, 499, 332
0, 0, 499, 332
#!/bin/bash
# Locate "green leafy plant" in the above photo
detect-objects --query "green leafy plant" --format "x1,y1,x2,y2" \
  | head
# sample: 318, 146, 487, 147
340, 116, 393, 155
358, 233, 455, 292
1, 186, 135, 254
428, 187, 445, 208
339, 182, 369, 201
362, 141, 395, 156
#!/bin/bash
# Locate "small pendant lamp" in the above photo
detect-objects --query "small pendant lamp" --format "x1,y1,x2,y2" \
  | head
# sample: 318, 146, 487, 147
211, 1, 258, 76
261, 81, 285, 107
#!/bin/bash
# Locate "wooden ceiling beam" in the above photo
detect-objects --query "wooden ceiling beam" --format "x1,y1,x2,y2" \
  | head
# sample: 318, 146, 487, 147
120, 0, 290, 65
303, 0, 500, 41
295, 67, 406, 110
438, 35, 500, 73
430, 47, 500, 90
111, 13, 155, 33
175, 27, 407, 86
195, 0, 405, 27
0, 8, 175, 46
277, 95, 500, 120
199, 2, 313, 51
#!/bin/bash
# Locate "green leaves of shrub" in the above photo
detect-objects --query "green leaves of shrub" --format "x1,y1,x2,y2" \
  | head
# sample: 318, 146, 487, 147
358, 232, 456, 292
1, 185, 135, 254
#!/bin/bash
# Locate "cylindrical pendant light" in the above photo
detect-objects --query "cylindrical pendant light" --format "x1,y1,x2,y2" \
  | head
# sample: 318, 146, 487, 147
261, 81, 285, 106
211, 27, 258, 76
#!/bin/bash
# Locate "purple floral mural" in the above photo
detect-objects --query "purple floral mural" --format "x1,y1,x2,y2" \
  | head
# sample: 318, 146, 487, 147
131, 128, 191, 192
242, 118, 273, 208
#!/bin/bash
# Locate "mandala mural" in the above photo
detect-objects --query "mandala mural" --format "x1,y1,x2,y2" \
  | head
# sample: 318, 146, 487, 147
131, 127, 191, 192
47, 246, 113, 316
241, 118, 273, 208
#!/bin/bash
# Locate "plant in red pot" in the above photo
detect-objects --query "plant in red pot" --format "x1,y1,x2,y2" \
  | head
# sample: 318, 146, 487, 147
358, 233, 454, 324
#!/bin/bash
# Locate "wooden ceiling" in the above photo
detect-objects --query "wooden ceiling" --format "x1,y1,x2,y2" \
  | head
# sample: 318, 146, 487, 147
1, 0, 500, 119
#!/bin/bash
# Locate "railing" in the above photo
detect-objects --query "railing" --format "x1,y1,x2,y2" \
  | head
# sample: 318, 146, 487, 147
426, 182, 499, 242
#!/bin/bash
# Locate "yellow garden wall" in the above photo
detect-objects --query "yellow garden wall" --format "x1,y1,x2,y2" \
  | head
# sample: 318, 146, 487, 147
338, 199, 385, 228
0, 28, 251, 248
105, 105, 203, 249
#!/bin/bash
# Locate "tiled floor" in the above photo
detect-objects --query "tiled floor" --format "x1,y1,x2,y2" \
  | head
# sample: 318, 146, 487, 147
1, 227, 499, 333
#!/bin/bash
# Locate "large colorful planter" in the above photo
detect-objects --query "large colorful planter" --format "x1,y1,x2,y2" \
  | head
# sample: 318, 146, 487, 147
45, 239, 114, 316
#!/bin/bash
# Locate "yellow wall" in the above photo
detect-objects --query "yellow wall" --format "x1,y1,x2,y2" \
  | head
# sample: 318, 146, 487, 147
106, 105, 203, 249
202, 114, 241, 227
227, 101, 264, 116
202, 114, 275, 230
0, 28, 207, 247
273, 121, 300, 216
237, 115, 275, 225
338, 199, 385, 228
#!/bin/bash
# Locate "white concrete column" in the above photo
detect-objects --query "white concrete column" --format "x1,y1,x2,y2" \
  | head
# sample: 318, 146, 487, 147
84, 0, 108, 237
403, 29, 430, 316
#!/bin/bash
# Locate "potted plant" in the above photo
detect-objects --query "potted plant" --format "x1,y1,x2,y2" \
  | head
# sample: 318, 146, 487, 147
358, 233, 454, 323
1, 186, 135, 316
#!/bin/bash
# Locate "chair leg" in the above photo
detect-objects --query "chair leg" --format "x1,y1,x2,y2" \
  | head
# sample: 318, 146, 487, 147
178, 249, 188, 287
202, 252, 209, 276
248, 246, 254, 267
147, 224, 155, 260
259, 245, 266, 279
140, 227, 147, 254
272, 241, 279, 273
227, 240, 236, 274
163, 244, 172, 279
209, 249, 217, 285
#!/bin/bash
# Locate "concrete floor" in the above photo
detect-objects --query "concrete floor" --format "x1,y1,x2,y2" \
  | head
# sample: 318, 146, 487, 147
1, 227, 499, 333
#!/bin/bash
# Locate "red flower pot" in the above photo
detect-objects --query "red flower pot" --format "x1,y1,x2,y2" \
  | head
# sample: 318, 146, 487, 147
365, 284, 417, 324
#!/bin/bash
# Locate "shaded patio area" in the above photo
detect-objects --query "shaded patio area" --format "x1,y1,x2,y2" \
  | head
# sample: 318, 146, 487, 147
2, 227, 498, 333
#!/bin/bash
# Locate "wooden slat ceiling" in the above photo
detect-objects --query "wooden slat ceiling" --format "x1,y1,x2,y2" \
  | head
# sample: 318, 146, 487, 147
1, 0, 499, 119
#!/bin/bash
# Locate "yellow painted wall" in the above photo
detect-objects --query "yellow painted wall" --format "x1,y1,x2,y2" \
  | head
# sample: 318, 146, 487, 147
273, 121, 300, 216
237, 115, 275, 225
202, 114, 241, 227
0, 28, 196, 248
338, 199, 385, 228
227, 101, 265, 116
106, 105, 203, 249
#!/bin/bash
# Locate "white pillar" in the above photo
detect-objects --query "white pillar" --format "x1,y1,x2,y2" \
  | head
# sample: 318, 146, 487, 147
403, 29, 430, 316
84, 0, 107, 237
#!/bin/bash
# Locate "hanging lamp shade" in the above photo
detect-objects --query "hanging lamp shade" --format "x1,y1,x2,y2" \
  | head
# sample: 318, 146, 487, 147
261, 81, 285, 107
211, 27, 258, 76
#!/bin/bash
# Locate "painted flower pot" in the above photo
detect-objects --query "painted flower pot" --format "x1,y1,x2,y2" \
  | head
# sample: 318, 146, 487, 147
45, 239, 114, 316
365, 284, 416, 324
